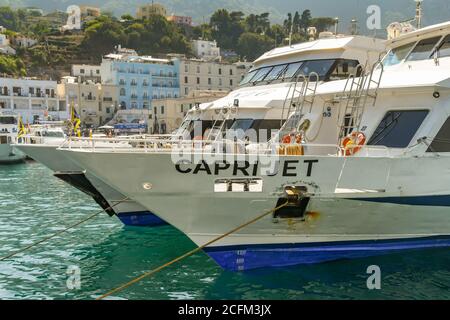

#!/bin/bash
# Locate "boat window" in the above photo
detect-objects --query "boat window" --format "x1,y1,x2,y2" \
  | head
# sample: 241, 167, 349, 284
230, 119, 254, 132
251, 119, 283, 142
189, 120, 214, 138
251, 67, 273, 83
383, 43, 415, 66
240, 69, 258, 86
297, 59, 335, 80
368, 110, 429, 148
0, 136, 7, 144
252, 119, 282, 131
329, 59, 361, 80
264, 64, 288, 82
0, 116, 17, 125
42, 131, 65, 138
427, 117, 450, 152
433, 34, 450, 58
281, 62, 303, 80
406, 36, 442, 61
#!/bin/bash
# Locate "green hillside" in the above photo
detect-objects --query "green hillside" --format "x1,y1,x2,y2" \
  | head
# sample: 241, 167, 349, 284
2, 0, 450, 32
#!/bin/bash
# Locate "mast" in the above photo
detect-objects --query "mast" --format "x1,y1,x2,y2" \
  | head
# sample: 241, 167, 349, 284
350, 18, 358, 35
334, 17, 339, 35
415, 0, 423, 29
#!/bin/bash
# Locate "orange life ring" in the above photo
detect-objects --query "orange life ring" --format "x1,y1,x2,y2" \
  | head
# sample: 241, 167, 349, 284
193, 136, 204, 141
282, 134, 292, 144
282, 133, 303, 144
341, 132, 366, 156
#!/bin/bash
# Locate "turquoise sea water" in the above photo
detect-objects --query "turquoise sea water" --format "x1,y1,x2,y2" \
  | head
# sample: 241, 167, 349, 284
0, 161, 449, 300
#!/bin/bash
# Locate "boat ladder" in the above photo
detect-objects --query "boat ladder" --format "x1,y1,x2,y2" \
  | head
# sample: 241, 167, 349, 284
337, 60, 384, 140
280, 72, 320, 128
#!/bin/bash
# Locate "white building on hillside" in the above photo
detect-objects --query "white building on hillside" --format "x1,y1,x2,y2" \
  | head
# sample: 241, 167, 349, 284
14, 36, 38, 48
150, 90, 227, 134
179, 58, 252, 97
191, 39, 221, 61
0, 77, 68, 123
0, 34, 15, 55
71, 64, 102, 82
57, 76, 118, 128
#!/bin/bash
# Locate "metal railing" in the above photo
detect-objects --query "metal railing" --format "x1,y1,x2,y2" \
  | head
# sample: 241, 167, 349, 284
59, 135, 398, 158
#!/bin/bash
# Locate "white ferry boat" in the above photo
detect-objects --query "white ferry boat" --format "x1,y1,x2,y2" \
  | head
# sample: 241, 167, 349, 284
17, 34, 384, 228
62, 21, 450, 271
0, 113, 26, 164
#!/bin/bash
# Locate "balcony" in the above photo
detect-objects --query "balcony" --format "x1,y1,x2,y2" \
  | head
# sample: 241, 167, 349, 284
119, 81, 126, 85
85, 96, 96, 101
152, 73, 178, 78
130, 82, 138, 86
130, 94, 138, 99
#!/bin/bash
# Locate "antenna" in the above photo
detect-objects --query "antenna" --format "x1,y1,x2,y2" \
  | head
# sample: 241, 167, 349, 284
350, 18, 358, 35
289, 22, 293, 47
334, 17, 339, 35
415, 0, 423, 29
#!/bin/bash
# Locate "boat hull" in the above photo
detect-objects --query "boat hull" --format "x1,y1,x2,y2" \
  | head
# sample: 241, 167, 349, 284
0, 144, 26, 164
14, 144, 166, 227
205, 236, 450, 271
61, 150, 450, 270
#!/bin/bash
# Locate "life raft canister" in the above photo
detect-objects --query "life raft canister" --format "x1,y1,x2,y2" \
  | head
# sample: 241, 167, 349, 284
341, 131, 366, 156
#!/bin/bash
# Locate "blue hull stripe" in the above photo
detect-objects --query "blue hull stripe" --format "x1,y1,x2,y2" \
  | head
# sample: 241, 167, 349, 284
204, 236, 450, 271
117, 211, 168, 227
353, 195, 450, 207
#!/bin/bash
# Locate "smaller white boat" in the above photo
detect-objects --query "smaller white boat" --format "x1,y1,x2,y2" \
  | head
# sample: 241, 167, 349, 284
0, 113, 26, 164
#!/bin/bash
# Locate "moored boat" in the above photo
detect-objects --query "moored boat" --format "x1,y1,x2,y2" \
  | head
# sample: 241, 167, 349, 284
61, 21, 450, 271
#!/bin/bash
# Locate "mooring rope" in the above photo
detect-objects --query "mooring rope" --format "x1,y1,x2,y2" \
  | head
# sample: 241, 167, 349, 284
0, 198, 129, 262
97, 200, 290, 300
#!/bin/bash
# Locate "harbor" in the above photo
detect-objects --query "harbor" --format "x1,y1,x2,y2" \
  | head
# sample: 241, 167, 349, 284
0, 161, 449, 300
1, 0, 450, 303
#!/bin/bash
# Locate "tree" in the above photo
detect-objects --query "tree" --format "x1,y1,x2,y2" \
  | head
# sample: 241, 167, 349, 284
237, 32, 274, 61
283, 13, 292, 34
82, 15, 127, 56
0, 6, 19, 30
293, 11, 300, 33
300, 10, 312, 32
192, 23, 213, 40
210, 9, 244, 49
0, 55, 26, 76
311, 17, 336, 33
266, 24, 286, 47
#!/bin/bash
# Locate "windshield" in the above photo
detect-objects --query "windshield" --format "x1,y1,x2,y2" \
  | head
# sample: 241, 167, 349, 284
383, 43, 415, 66
264, 64, 288, 82
298, 60, 335, 80
251, 67, 273, 83
0, 117, 17, 125
240, 69, 258, 86
406, 36, 442, 61
42, 131, 65, 138
433, 34, 450, 58
281, 62, 303, 80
